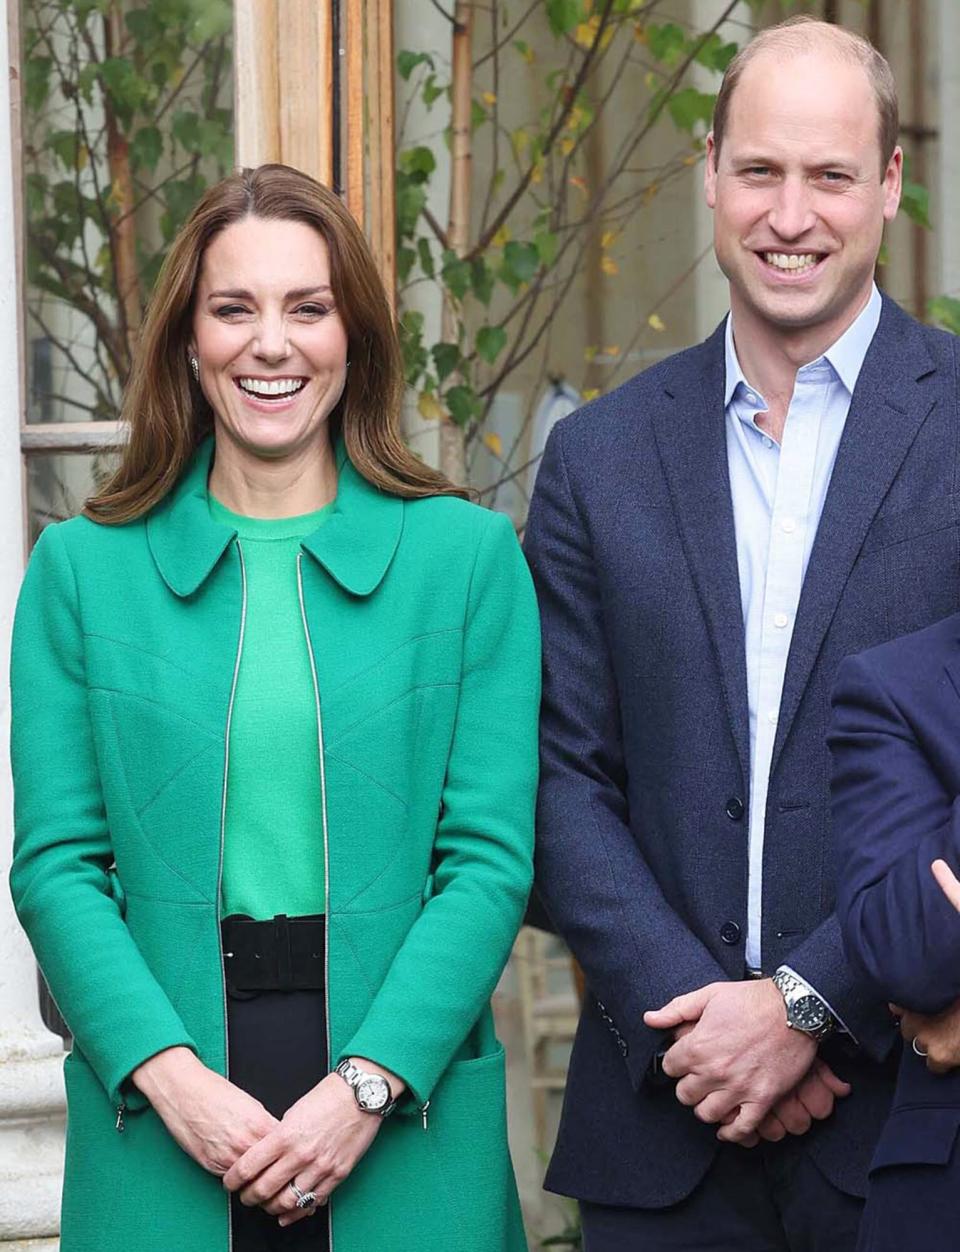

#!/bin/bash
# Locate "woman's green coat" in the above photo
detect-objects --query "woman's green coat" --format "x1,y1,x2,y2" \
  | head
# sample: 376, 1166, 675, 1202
9, 440, 540, 1252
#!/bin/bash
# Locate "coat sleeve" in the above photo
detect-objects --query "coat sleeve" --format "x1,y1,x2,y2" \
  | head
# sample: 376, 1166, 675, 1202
337, 509, 540, 1106
830, 648, 960, 1016
524, 420, 728, 1089
8, 523, 198, 1109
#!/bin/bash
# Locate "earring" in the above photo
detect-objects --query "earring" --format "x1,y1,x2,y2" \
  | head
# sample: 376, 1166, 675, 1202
189, 356, 200, 382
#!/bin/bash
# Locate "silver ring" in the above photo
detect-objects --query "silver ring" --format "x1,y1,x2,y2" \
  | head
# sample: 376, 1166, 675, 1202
912, 1037, 928, 1058
288, 1182, 318, 1210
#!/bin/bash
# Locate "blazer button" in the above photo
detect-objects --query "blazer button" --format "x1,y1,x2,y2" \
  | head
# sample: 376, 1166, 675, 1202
720, 921, 741, 945
725, 796, 745, 821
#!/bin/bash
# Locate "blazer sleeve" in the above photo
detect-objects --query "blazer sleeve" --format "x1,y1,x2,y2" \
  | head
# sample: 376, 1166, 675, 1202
524, 420, 728, 1088
8, 524, 198, 1109
830, 648, 960, 1016
338, 510, 540, 1106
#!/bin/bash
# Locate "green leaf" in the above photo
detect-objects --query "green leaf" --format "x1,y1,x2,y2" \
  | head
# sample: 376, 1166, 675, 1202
476, 325, 507, 364
397, 245, 417, 284
422, 73, 445, 109
396, 179, 427, 237
503, 240, 540, 285
99, 57, 153, 121
192, 0, 232, 41
534, 229, 558, 268
445, 383, 481, 427
471, 99, 488, 131
929, 295, 960, 336
901, 179, 931, 229
77, 64, 99, 106
441, 250, 471, 301
432, 342, 461, 382
48, 130, 80, 171
25, 56, 53, 112
399, 145, 436, 182
125, 8, 163, 42
130, 125, 163, 171
398, 49, 433, 80
470, 258, 495, 306
25, 171, 47, 217
417, 237, 435, 278
694, 33, 738, 74
546, 0, 585, 36
666, 87, 716, 135
646, 22, 686, 65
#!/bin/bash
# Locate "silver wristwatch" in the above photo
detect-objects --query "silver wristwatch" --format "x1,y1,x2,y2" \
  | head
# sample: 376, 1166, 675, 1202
334, 1059, 398, 1117
772, 967, 836, 1043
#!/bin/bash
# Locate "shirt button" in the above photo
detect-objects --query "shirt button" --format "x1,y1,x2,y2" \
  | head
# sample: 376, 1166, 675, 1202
725, 796, 745, 821
767, 710, 778, 725
720, 921, 741, 945
781, 517, 796, 534
763, 437, 773, 449
745, 391, 758, 404
774, 612, 789, 629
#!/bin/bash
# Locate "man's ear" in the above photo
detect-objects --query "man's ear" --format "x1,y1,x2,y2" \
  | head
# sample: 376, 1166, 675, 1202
704, 132, 718, 209
882, 144, 903, 223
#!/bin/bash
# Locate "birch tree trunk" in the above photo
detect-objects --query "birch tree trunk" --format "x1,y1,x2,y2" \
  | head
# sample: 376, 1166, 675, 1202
439, 0, 472, 486
104, 3, 141, 367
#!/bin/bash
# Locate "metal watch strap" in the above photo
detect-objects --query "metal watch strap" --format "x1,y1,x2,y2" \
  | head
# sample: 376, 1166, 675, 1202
773, 967, 836, 1042
334, 1059, 398, 1117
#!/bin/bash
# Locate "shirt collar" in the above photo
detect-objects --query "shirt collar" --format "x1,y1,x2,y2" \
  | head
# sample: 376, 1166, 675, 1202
724, 283, 883, 408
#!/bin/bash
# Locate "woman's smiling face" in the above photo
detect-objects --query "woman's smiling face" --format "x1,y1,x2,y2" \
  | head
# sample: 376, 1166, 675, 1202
190, 216, 349, 462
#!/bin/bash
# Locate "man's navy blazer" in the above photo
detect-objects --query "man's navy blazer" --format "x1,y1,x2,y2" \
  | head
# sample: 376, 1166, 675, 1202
832, 615, 960, 1192
524, 295, 960, 1208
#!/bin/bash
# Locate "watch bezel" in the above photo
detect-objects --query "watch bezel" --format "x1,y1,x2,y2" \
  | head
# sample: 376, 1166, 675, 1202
355, 1074, 391, 1112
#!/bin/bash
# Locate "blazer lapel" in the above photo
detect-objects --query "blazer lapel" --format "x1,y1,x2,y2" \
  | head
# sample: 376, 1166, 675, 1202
772, 298, 938, 774
651, 324, 751, 782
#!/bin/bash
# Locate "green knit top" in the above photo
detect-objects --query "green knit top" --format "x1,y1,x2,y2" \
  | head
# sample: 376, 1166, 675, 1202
209, 495, 332, 920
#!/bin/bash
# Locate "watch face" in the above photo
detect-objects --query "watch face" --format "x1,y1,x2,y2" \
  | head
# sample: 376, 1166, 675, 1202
356, 1076, 390, 1111
791, 995, 828, 1031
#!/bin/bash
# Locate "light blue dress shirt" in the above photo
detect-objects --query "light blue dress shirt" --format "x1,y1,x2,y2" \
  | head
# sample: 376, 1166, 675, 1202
725, 284, 882, 972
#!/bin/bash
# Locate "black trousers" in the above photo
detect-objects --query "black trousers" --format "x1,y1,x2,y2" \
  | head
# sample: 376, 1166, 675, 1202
227, 987, 330, 1252
580, 1141, 864, 1252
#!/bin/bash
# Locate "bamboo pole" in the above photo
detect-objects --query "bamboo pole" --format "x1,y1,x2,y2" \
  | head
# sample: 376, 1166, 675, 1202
439, 1, 472, 486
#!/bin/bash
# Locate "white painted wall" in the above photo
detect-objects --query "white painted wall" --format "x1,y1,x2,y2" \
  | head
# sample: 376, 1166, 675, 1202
0, 2, 66, 1246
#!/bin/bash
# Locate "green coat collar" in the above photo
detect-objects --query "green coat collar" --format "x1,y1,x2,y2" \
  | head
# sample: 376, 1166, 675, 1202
146, 437, 404, 598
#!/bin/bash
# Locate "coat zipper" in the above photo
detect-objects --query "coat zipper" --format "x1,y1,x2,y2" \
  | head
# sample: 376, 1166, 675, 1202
296, 553, 334, 1252
218, 539, 248, 1252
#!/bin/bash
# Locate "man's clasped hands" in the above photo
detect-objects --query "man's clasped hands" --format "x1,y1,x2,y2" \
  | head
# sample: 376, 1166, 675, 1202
644, 858, 960, 1147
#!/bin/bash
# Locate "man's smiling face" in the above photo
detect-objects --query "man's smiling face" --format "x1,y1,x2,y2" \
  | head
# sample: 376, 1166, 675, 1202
704, 48, 901, 343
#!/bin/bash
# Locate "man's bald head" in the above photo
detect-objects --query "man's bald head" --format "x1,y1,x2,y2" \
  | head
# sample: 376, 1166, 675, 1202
712, 16, 899, 175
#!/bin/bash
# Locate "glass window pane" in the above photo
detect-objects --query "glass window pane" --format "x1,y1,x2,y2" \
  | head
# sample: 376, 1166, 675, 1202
26, 449, 120, 547
21, 0, 235, 423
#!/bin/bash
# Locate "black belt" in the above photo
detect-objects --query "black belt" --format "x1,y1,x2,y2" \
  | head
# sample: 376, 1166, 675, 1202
221, 913, 325, 996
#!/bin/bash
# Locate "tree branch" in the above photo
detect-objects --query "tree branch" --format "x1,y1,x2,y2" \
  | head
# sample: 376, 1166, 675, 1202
473, 0, 539, 70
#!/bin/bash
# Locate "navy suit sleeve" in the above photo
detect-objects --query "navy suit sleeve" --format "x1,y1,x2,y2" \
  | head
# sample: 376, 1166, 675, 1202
524, 420, 728, 1089
831, 649, 960, 1015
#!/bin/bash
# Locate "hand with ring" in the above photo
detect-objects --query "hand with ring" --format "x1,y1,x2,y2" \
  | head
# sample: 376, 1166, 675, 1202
890, 998, 960, 1075
222, 1062, 401, 1227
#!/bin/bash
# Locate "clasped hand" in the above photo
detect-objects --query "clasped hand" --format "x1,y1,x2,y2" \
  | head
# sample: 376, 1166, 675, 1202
134, 1047, 389, 1228
644, 980, 850, 1145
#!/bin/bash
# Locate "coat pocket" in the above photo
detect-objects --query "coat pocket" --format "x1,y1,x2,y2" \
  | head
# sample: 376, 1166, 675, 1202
870, 1106, 960, 1172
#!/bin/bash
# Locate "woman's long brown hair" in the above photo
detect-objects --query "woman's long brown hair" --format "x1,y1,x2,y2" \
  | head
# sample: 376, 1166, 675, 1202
85, 164, 468, 523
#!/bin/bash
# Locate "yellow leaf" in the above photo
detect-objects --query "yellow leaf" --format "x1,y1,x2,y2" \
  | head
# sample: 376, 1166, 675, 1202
483, 432, 504, 458
584, 345, 598, 362
648, 313, 666, 332
634, 23, 648, 44
600, 27, 615, 51
642, 181, 660, 205
569, 174, 588, 195
511, 128, 529, 157
582, 388, 600, 401
482, 91, 497, 107
531, 160, 544, 185
518, 44, 534, 64
574, 20, 597, 48
492, 225, 511, 248
644, 70, 656, 90
600, 255, 619, 276
568, 105, 585, 132
600, 230, 618, 250
77, 143, 89, 171
560, 136, 576, 156
683, 152, 700, 167
418, 391, 444, 421
602, 345, 620, 357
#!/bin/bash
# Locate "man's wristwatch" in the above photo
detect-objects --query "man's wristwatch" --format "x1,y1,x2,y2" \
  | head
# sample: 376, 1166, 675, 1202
334, 1059, 398, 1117
772, 967, 837, 1043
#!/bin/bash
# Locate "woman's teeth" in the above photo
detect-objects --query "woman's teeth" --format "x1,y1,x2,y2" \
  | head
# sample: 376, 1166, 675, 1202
763, 252, 820, 271
237, 377, 306, 397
